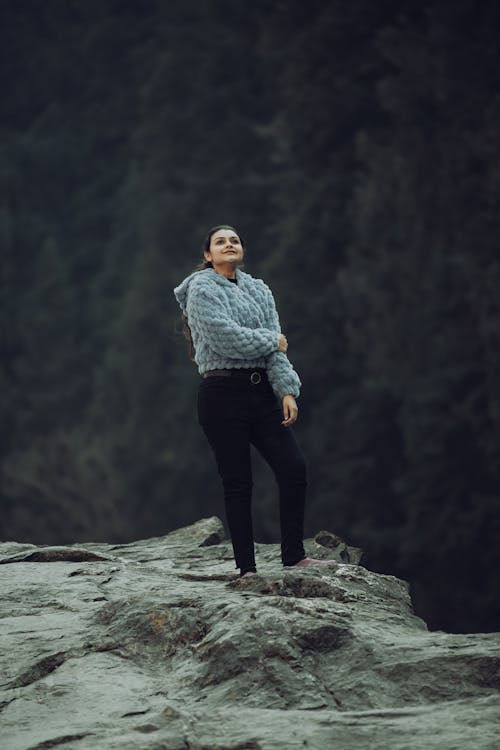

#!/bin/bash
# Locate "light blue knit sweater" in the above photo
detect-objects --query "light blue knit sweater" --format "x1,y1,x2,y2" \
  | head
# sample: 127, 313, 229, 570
173, 267, 301, 399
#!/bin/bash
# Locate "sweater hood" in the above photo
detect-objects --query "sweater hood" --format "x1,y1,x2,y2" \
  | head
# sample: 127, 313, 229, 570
173, 267, 249, 314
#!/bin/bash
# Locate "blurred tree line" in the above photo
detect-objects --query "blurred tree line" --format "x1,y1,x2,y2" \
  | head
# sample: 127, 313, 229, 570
1, 0, 499, 633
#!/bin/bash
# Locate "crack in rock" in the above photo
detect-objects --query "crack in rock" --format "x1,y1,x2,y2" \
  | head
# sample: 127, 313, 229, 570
297, 624, 353, 652
7, 651, 69, 689
26, 733, 93, 749
0, 548, 111, 564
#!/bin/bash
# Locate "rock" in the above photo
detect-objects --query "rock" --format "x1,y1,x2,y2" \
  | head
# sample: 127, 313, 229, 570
162, 515, 226, 548
313, 530, 363, 564
0, 548, 111, 564
1, 516, 499, 750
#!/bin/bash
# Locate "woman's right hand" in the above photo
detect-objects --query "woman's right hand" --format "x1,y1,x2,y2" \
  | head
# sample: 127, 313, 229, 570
278, 333, 288, 353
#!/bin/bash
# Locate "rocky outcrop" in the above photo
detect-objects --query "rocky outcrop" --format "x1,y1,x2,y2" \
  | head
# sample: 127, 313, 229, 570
1, 517, 499, 750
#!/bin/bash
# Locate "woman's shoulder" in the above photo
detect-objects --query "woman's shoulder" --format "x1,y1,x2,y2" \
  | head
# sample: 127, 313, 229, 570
189, 268, 222, 292
238, 269, 271, 295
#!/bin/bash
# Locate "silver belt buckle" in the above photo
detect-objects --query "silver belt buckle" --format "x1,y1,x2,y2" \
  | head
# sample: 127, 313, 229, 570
250, 371, 262, 384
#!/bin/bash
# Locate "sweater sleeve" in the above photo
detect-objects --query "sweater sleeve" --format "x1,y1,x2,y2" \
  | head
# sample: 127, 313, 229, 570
186, 286, 280, 359
262, 285, 302, 400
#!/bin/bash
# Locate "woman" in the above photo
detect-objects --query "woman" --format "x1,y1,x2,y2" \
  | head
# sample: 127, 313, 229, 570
173, 225, 336, 577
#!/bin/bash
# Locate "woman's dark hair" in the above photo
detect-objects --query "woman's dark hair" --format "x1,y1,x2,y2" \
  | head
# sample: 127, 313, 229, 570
182, 225, 244, 361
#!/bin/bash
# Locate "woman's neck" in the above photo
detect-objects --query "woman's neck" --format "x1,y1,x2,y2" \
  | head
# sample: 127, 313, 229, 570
213, 267, 237, 280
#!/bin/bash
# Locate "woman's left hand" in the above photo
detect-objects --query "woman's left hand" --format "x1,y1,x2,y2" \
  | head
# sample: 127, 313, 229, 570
282, 394, 298, 426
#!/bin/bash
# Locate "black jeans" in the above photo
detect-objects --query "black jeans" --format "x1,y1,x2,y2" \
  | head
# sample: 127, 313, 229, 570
197, 369, 307, 574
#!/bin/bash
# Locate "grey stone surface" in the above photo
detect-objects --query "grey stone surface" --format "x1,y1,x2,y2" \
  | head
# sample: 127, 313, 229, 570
1, 515, 498, 750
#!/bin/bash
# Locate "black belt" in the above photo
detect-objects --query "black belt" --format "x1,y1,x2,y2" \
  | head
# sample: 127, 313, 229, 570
202, 368, 267, 384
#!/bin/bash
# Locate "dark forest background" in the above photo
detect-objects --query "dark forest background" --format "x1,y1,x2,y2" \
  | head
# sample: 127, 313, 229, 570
2, 0, 499, 634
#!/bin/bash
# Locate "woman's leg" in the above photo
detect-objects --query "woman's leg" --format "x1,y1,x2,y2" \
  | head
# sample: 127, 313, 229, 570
197, 381, 256, 574
250, 386, 307, 566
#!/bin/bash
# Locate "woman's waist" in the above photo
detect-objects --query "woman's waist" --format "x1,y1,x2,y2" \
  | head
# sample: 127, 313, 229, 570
201, 367, 268, 385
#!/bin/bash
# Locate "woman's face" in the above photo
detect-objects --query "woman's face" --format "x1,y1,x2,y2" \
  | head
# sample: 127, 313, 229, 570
204, 228, 244, 266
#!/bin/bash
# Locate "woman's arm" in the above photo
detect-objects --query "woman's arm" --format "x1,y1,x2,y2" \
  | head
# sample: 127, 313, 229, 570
266, 352, 302, 399
187, 287, 280, 359
262, 284, 302, 399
